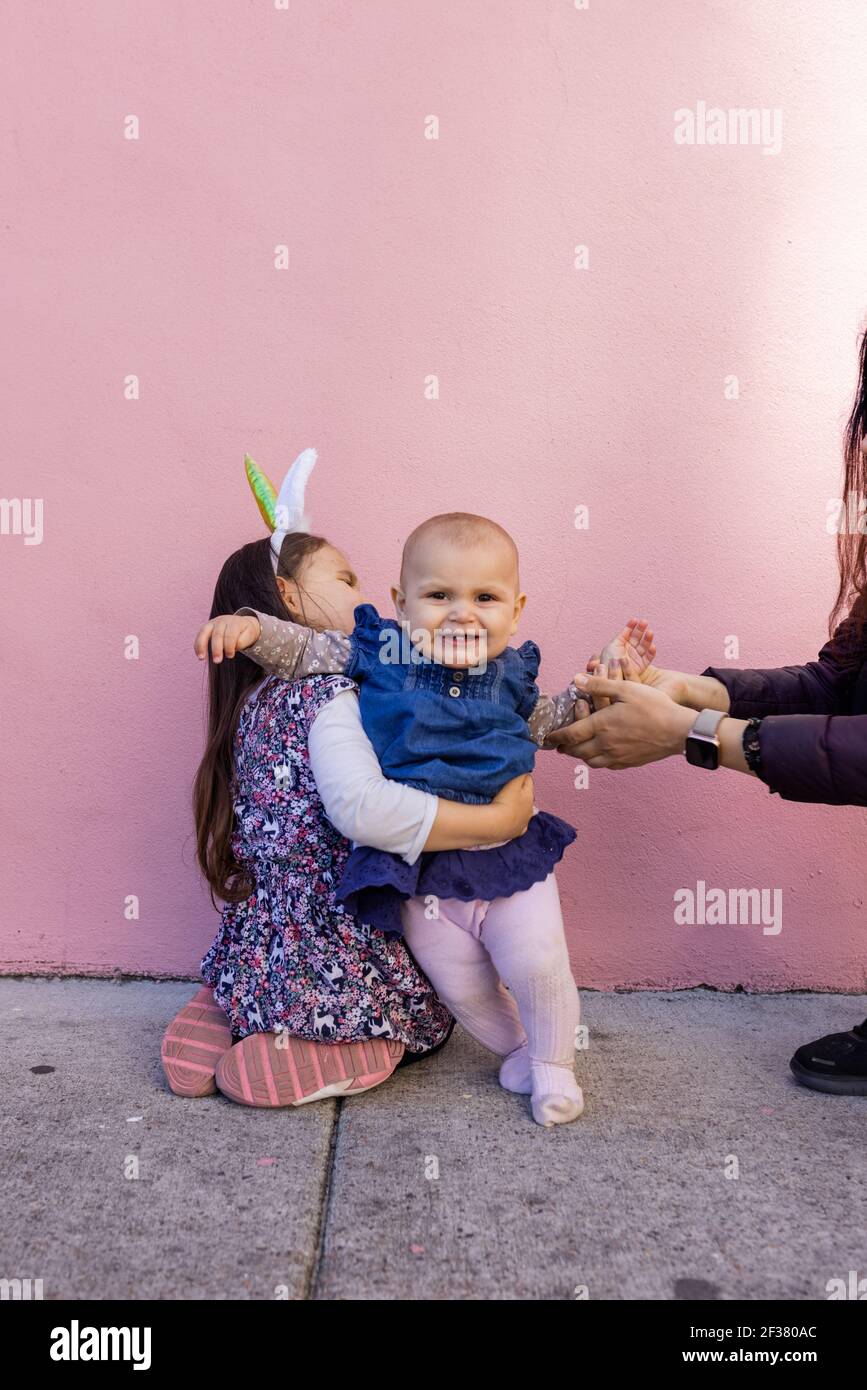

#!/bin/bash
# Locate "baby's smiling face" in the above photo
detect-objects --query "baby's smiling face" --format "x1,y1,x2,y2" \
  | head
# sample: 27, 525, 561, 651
391, 528, 526, 668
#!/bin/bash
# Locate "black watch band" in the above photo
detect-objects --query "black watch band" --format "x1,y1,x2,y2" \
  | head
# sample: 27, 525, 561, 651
742, 717, 764, 774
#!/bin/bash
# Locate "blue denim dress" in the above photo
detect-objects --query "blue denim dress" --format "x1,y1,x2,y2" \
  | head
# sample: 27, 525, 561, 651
335, 605, 575, 934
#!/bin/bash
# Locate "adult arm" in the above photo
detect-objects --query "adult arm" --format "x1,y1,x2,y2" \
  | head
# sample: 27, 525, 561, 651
652, 610, 867, 803
550, 672, 867, 807
695, 622, 867, 802
308, 691, 533, 859
700, 609, 867, 718
547, 677, 752, 776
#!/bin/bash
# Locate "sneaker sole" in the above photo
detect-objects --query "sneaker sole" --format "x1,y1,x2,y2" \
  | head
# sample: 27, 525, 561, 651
216, 1033, 404, 1107
161, 987, 233, 1097
789, 1057, 867, 1096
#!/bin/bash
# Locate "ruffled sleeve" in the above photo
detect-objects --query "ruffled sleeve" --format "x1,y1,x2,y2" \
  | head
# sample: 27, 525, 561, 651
346, 604, 398, 682
515, 639, 542, 720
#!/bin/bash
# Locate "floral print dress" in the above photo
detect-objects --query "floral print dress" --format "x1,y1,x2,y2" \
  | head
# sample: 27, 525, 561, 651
200, 673, 453, 1052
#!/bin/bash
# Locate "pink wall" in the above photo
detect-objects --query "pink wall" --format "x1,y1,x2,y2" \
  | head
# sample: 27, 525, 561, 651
3, 0, 867, 989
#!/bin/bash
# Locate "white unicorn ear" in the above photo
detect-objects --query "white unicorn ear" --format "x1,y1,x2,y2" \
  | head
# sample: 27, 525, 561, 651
270, 447, 318, 570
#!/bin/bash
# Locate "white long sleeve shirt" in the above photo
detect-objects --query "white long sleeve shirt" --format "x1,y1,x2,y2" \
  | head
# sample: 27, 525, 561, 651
307, 689, 438, 865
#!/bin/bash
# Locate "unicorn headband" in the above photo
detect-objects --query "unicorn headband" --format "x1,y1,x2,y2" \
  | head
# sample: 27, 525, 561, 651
244, 447, 317, 572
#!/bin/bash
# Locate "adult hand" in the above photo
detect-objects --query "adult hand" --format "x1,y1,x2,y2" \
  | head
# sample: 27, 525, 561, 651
546, 674, 695, 769
586, 658, 732, 720
585, 654, 690, 706
635, 664, 691, 704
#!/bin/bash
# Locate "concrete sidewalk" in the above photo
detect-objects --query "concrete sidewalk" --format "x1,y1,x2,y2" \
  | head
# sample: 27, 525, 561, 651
1, 979, 864, 1301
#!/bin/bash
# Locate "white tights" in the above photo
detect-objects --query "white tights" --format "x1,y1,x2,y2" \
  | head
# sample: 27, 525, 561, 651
401, 873, 583, 1126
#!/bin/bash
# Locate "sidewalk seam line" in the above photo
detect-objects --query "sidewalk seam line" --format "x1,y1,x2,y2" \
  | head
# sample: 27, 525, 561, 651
306, 1098, 343, 1300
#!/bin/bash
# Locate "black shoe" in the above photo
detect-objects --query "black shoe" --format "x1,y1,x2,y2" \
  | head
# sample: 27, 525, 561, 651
394, 1016, 456, 1070
790, 1019, 867, 1095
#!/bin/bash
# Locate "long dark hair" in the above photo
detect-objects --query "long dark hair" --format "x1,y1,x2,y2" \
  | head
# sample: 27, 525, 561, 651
830, 329, 867, 654
193, 532, 327, 906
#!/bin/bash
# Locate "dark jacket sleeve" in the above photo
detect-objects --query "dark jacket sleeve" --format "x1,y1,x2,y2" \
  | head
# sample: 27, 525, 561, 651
700, 609, 867, 806
741, 713, 867, 805
702, 622, 863, 717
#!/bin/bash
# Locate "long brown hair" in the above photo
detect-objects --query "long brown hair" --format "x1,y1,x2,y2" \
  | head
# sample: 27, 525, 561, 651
193, 532, 328, 906
830, 329, 867, 654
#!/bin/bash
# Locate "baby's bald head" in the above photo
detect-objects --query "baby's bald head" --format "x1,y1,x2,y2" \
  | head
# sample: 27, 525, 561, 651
393, 512, 526, 665
400, 512, 520, 591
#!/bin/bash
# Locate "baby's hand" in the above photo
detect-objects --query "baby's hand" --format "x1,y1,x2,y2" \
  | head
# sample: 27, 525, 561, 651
194, 613, 261, 663
579, 619, 656, 708
592, 618, 657, 681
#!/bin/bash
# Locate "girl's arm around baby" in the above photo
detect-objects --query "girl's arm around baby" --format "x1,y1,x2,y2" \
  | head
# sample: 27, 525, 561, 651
194, 608, 351, 681
310, 691, 535, 855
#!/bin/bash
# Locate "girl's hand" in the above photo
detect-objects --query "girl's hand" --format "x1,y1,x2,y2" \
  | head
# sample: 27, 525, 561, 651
194, 613, 261, 663
491, 774, 535, 840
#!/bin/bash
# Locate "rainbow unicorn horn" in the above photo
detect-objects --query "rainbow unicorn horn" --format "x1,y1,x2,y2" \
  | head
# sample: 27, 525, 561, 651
244, 454, 278, 528
244, 447, 318, 571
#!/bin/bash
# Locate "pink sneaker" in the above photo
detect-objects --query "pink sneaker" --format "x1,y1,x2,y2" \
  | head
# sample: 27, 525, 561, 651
215, 1031, 404, 1107
161, 987, 233, 1098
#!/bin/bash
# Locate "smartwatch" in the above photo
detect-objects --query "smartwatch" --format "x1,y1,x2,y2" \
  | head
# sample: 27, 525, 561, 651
685, 708, 727, 770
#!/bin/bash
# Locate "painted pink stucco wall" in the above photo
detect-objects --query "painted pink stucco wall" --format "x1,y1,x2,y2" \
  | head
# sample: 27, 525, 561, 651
3, 1, 867, 990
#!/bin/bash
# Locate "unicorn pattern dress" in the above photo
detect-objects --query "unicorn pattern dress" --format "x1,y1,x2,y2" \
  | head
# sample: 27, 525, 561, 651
200, 672, 453, 1052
